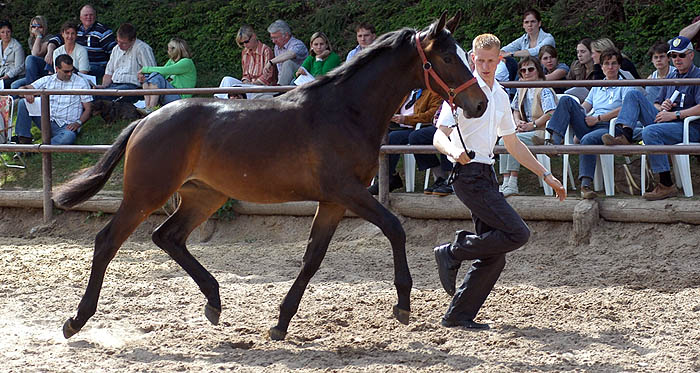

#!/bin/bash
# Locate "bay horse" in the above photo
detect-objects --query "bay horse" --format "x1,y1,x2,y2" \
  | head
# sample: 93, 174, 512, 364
54, 12, 487, 341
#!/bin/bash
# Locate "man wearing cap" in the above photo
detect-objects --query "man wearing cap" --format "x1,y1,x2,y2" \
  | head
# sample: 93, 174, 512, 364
602, 36, 700, 200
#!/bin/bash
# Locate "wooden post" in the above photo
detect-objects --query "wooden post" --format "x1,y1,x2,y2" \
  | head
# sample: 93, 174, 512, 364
40, 93, 52, 223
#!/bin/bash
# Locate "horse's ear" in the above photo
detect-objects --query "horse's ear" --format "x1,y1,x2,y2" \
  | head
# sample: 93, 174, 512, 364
445, 11, 462, 33
429, 11, 448, 39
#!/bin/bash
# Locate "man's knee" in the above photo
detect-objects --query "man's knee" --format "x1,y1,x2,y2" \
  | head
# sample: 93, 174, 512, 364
509, 223, 530, 249
624, 89, 645, 102
642, 125, 664, 145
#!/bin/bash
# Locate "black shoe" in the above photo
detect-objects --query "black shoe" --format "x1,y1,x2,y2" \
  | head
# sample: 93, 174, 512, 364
434, 242, 460, 296
431, 183, 453, 196
367, 174, 403, 195
441, 318, 490, 330
424, 177, 446, 194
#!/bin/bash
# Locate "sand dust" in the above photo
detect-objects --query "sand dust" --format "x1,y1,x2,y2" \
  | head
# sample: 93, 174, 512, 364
1, 207, 699, 372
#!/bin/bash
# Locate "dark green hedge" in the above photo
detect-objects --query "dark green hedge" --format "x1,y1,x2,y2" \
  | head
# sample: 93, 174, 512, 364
2, 0, 698, 86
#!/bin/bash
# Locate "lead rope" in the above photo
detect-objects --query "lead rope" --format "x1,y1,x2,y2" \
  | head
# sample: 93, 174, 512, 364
446, 110, 476, 186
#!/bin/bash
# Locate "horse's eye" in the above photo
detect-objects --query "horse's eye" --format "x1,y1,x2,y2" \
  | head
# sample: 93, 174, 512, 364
443, 56, 452, 64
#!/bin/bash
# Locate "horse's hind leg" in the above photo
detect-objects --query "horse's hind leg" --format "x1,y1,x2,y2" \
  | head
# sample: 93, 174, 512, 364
339, 190, 412, 325
269, 202, 346, 340
151, 183, 228, 325
63, 202, 154, 338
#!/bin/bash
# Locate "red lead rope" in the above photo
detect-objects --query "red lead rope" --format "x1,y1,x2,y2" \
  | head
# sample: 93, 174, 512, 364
414, 33, 477, 113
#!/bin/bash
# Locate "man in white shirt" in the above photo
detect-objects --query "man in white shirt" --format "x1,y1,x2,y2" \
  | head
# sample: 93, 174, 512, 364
95, 23, 155, 103
14, 54, 93, 146
345, 23, 376, 62
433, 34, 565, 330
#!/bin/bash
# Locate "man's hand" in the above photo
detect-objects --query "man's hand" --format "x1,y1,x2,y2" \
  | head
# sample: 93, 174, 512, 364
137, 72, 146, 83
66, 122, 81, 131
44, 54, 53, 66
544, 174, 567, 201
454, 150, 471, 165
659, 99, 676, 112
655, 110, 677, 123
584, 115, 599, 127
24, 95, 35, 103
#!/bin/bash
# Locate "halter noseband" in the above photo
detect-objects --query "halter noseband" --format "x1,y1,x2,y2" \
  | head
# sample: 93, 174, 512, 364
414, 33, 477, 112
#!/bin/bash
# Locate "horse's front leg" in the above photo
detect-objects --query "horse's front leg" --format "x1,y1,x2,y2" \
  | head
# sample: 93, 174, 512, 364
269, 202, 346, 340
340, 189, 412, 325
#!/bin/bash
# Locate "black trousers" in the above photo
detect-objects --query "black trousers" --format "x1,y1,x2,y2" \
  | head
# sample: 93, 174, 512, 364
444, 162, 530, 322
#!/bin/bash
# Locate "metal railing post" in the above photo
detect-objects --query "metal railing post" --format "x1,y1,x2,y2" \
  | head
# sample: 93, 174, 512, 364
40, 93, 52, 223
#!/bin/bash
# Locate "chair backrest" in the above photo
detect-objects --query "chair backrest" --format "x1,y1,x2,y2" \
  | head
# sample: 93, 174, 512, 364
0, 95, 14, 144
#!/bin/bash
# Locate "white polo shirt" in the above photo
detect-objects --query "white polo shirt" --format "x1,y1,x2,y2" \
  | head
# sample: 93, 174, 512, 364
436, 73, 516, 165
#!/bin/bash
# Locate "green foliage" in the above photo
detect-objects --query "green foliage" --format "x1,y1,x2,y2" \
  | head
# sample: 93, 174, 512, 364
1, 0, 697, 86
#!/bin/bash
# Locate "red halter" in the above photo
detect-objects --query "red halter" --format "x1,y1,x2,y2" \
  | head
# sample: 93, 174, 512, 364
414, 33, 477, 112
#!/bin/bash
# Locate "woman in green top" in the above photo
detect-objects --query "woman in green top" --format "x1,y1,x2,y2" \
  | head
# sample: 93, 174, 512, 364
140, 37, 196, 112
295, 32, 340, 79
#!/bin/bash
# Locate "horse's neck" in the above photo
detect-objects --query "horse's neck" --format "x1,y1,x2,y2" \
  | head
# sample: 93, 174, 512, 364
341, 45, 423, 139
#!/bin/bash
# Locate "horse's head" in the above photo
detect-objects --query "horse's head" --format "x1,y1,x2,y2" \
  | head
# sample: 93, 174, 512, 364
417, 12, 488, 118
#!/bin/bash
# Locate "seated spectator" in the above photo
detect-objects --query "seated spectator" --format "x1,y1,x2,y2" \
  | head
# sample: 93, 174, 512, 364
679, 15, 700, 67
346, 22, 376, 62
11, 16, 49, 89
499, 56, 557, 196
94, 23, 156, 103
564, 37, 595, 101
412, 104, 455, 196
295, 32, 340, 79
602, 36, 700, 201
53, 21, 90, 75
501, 8, 555, 59
140, 37, 196, 113
367, 88, 442, 195
644, 41, 676, 104
216, 25, 276, 100
543, 49, 636, 199
13, 54, 92, 146
0, 20, 25, 88
591, 38, 640, 79
538, 45, 568, 93
267, 19, 308, 86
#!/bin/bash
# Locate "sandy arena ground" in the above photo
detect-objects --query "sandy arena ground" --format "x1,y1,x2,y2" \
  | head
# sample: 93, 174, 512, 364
1, 207, 699, 372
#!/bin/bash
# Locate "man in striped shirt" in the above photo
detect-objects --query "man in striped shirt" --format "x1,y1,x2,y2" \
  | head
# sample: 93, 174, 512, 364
14, 54, 93, 146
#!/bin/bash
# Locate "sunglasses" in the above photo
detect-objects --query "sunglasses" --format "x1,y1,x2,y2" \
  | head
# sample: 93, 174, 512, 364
668, 52, 687, 59
241, 39, 251, 44
31, 24, 42, 28
519, 66, 536, 73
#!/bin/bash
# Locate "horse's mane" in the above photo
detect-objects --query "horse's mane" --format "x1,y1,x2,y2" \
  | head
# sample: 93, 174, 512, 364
302, 28, 417, 89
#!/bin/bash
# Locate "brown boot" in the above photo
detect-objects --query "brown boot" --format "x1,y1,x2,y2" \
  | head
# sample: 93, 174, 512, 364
643, 183, 678, 201
17, 136, 33, 144
601, 133, 631, 145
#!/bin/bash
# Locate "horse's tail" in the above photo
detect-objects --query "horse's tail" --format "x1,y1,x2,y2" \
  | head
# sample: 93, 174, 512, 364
53, 119, 141, 209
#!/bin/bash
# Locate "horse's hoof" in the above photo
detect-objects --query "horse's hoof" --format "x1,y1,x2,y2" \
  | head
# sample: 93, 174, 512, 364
204, 303, 221, 325
393, 305, 410, 325
63, 318, 80, 339
268, 326, 287, 341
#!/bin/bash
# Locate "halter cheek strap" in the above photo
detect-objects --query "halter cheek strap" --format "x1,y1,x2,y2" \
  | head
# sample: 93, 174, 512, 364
414, 33, 477, 112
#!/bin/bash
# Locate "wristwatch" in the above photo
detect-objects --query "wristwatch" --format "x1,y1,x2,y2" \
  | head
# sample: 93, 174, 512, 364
75, 119, 82, 126
542, 171, 552, 178
675, 111, 681, 120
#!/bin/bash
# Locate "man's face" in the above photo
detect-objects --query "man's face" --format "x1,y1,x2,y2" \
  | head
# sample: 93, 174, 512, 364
269, 31, 289, 48
601, 55, 620, 79
80, 6, 96, 29
356, 28, 376, 48
669, 50, 694, 74
472, 46, 501, 84
116, 36, 135, 51
56, 63, 74, 82
651, 52, 670, 72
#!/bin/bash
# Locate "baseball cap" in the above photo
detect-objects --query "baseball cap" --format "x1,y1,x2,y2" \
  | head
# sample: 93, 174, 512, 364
668, 36, 694, 54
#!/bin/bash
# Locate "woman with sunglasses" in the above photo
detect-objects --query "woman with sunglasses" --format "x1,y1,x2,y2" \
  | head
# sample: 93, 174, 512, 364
140, 37, 196, 113
11, 16, 49, 89
216, 25, 276, 100
295, 32, 340, 81
498, 56, 557, 196
0, 20, 25, 88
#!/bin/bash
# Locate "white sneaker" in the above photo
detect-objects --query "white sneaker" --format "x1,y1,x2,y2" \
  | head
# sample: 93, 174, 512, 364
502, 183, 518, 197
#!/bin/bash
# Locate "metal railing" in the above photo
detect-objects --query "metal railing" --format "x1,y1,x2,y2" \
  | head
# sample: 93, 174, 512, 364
1, 78, 699, 220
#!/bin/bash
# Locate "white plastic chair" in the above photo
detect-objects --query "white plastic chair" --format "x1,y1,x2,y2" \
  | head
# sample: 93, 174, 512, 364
403, 123, 432, 192
640, 115, 700, 197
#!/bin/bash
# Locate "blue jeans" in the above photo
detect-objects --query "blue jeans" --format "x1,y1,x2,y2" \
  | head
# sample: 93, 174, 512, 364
387, 129, 412, 175
21, 55, 50, 87
145, 72, 181, 105
545, 95, 590, 140
643, 121, 700, 173
579, 124, 620, 180
616, 90, 658, 129
94, 82, 141, 103
89, 63, 106, 83
15, 98, 78, 145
